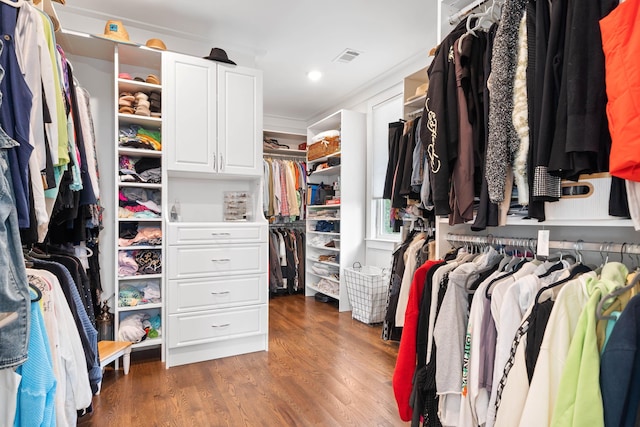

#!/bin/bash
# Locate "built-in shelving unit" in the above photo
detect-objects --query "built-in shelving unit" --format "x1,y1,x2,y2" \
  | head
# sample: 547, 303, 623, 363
114, 44, 165, 352
305, 110, 365, 312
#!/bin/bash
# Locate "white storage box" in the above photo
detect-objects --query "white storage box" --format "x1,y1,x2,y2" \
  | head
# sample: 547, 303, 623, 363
545, 173, 616, 221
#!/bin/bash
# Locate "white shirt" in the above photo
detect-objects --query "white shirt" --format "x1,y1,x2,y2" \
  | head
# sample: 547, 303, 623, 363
518, 272, 594, 427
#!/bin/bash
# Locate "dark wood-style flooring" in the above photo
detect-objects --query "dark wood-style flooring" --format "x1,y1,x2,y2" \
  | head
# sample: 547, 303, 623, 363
79, 294, 404, 426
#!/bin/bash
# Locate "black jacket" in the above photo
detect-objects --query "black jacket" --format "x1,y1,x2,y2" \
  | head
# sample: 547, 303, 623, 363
420, 20, 468, 216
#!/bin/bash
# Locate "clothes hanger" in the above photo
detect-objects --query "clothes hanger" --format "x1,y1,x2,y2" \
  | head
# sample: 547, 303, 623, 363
29, 283, 42, 302
596, 269, 640, 321
457, 0, 500, 53
594, 243, 638, 320
534, 241, 592, 304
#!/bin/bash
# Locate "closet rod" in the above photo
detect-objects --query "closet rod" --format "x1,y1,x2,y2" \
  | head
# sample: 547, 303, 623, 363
448, 0, 491, 24
269, 221, 306, 228
446, 233, 640, 255
264, 152, 306, 160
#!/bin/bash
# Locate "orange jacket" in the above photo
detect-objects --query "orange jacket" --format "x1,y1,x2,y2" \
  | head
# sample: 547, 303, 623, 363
601, 0, 640, 181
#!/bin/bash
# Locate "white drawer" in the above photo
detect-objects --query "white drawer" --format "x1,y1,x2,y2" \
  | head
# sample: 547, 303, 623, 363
168, 223, 265, 245
168, 243, 266, 279
168, 305, 268, 348
168, 274, 267, 313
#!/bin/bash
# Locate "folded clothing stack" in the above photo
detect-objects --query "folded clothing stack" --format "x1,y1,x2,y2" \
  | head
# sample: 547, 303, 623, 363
119, 125, 162, 151
118, 249, 162, 277
119, 187, 161, 218
149, 91, 161, 117
118, 312, 161, 343
118, 281, 161, 307
119, 155, 161, 183
118, 223, 162, 247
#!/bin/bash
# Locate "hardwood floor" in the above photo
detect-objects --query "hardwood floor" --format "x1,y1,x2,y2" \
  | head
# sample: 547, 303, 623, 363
79, 295, 404, 426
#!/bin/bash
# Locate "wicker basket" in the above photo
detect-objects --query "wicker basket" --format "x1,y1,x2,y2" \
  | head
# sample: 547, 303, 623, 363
307, 136, 340, 161
344, 263, 389, 324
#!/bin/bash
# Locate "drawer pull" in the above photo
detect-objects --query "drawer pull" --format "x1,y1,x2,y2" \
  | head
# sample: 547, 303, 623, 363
211, 258, 231, 262
211, 290, 231, 295
211, 323, 230, 328
211, 232, 232, 236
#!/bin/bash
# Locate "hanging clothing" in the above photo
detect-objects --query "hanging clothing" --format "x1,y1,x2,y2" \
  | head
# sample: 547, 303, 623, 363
600, 294, 640, 427
600, 0, 640, 182
420, 19, 468, 216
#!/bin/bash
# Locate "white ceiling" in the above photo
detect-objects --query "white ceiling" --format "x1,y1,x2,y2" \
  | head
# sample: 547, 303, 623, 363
58, 0, 437, 123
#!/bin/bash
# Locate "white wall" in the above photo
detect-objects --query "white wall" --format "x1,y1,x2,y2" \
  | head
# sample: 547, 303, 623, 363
306, 53, 434, 269
56, 9, 256, 67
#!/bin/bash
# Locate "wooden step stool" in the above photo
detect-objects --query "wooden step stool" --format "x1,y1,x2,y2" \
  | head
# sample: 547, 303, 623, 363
97, 341, 132, 394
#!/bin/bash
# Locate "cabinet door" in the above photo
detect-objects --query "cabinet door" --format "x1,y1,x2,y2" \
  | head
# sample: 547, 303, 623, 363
217, 65, 262, 176
163, 52, 217, 173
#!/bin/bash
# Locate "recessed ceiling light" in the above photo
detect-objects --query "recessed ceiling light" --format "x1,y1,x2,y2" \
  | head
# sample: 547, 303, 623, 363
307, 70, 322, 81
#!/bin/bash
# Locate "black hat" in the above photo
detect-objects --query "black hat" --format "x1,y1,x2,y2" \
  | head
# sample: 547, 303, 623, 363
203, 48, 236, 65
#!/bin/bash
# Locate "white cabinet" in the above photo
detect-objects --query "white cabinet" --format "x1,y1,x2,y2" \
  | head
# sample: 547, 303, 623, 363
162, 52, 217, 173
305, 110, 366, 312
218, 65, 263, 175
162, 53, 262, 176
165, 223, 268, 367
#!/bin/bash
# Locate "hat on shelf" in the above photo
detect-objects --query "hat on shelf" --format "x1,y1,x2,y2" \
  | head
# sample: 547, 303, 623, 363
203, 48, 236, 65
94, 20, 137, 45
145, 38, 167, 51
406, 82, 429, 102
145, 74, 160, 85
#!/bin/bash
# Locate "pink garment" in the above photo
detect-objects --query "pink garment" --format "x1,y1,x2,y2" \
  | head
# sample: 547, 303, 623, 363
118, 252, 138, 276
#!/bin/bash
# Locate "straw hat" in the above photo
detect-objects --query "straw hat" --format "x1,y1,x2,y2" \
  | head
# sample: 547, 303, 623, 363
145, 38, 167, 51
406, 82, 429, 102
94, 20, 137, 45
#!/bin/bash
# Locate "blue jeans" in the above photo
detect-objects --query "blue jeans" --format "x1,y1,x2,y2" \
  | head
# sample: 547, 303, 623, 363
0, 35, 29, 368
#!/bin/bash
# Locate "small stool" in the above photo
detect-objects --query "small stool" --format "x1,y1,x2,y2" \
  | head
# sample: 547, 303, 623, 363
97, 341, 132, 394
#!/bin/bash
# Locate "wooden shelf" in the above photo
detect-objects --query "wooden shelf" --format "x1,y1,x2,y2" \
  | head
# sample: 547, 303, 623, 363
117, 303, 163, 312
118, 113, 162, 128
311, 259, 340, 268
118, 147, 162, 157
118, 217, 162, 222
310, 165, 341, 176
306, 282, 339, 300
307, 231, 340, 236
308, 272, 340, 283
118, 274, 163, 281
118, 79, 162, 93
119, 182, 162, 189
131, 337, 163, 350
118, 245, 162, 251
309, 245, 340, 252
308, 151, 341, 165
308, 216, 340, 221
404, 94, 426, 108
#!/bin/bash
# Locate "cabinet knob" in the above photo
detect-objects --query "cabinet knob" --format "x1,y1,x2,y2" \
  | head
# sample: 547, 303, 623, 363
211, 232, 231, 236
213, 153, 217, 171
211, 323, 230, 328
211, 290, 231, 295
219, 155, 224, 171
211, 258, 231, 262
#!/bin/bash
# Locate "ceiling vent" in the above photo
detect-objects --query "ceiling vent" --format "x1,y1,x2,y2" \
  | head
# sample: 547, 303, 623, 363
333, 48, 362, 63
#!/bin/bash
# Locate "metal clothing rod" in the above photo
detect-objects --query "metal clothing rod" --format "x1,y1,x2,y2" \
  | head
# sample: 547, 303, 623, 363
264, 153, 306, 160
445, 233, 640, 255
448, 0, 492, 24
